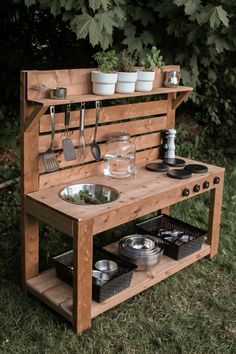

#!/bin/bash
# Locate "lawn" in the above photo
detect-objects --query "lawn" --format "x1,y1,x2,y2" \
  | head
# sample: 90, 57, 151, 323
0, 149, 235, 354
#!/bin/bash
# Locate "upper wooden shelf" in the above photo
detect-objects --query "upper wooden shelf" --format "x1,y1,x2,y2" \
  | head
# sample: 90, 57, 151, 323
29, 86, 193, 107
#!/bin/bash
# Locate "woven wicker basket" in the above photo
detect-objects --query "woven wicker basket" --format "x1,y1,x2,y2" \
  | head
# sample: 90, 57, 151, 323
136, 214, 206, 260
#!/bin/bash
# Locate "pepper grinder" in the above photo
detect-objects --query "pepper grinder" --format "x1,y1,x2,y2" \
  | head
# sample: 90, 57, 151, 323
167, 129, 176, 158
160, 130, 170, 159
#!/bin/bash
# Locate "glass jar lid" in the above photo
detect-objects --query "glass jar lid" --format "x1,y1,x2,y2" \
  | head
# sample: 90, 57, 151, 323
109, 132, 130, 141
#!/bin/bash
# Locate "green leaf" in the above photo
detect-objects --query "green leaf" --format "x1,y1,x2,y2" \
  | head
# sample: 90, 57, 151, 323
99, 34, 113, 50
174, 0, 186, 6
180, 68, 192, 86
122, 37, 143, 55
113, 6, 126, 21
50, 0, 62, 16
96, 11, 120, 35
189, 54, 199, 86
187, 27, 199, 44
140, 31, 155, 46
196, 4, 213, 25
128, 6, 154, 26
24, 0, 36, 5
184, 0, 201, 16
71, 13, 100, 47
208, 69, 217, 83
64, 0, 78, 11
216, 6, 229, 27
89, 0, 110, 11
210, 6, 229, 29
207, 34, 230, 53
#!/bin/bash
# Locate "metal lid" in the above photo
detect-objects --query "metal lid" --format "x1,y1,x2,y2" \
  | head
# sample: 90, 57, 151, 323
109, 132, 130, 141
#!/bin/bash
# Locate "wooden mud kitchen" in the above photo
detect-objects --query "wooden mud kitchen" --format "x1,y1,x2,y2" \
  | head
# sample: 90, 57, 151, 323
21, 67, 224, 334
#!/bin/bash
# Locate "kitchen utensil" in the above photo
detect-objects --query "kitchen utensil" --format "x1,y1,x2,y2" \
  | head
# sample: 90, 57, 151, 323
184, 164, 208, 174
62, 104, 77, 161
92, 270, 110, 285
136, 214, 206, 260
49, 87, 67, 99
145, 162, 169, 172
43, 106, 59, 172
59, 183, 120, 205
77, 102, 86, 161
167, 169, 192, 179
32, 84, 67, 99
95, 260, 118, 276
91, 101, 101, 161
159, 130, 170, 159
166, 129, 176, 158
118, 234, 163, 270
163, 158, 185, 167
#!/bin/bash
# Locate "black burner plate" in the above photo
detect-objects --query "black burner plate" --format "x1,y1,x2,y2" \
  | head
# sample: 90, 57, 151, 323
184, 164, 208, 174
145, 163, 169, 172
167, 169, 192, 180
164, 158, 185, 167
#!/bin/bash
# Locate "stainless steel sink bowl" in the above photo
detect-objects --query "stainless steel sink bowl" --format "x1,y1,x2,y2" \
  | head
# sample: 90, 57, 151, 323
59, 183, 120, 205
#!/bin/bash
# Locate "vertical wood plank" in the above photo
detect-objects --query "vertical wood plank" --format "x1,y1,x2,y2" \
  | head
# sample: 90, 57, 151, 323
21, 72, 39, 288
73, 219, 93, 333
160, 207, 170, 215
208, 180, 224, 258
166, 92, 176, 129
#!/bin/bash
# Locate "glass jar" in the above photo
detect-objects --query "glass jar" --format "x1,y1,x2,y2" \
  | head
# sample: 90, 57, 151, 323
103, 132, 136, 178
164, 70, 180, 88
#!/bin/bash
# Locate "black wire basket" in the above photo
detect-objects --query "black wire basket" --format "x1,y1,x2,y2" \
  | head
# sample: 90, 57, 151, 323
136, 214, 206, 260
53, 247, 137, 302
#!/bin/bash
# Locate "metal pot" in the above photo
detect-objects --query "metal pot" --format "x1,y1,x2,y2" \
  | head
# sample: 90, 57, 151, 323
48, 87, 67, 99
118, 234, 163, 270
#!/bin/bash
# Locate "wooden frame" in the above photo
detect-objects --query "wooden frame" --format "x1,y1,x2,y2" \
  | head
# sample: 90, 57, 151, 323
21, 68, 224, 334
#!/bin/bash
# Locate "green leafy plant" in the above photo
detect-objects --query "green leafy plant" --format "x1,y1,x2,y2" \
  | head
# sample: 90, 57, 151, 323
93, 50, 118, 73
141, 46, 165, 71
118, 50, 136, 72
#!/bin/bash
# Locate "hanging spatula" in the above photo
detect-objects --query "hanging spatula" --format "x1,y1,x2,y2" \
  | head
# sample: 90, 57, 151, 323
43, 106, 59, 172
77, 102, 86, 161
62, 104, 77, 161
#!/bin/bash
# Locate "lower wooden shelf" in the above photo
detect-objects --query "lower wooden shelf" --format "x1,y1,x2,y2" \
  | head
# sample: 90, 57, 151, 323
26, 242, 210, 324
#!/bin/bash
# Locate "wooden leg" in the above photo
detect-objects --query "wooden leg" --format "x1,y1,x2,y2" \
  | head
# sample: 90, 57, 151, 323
22, 212, 39, 290
208, 181, 224, 258
160, 207, 170, 215
73, 219, 93, 334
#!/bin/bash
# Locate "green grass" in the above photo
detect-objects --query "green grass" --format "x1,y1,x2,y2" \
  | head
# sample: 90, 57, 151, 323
0, 157, 236, 354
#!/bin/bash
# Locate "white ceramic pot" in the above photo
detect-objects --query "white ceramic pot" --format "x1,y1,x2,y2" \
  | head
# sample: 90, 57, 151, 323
137, 71, 155, 81
91, 71, 118, 96
135, 80, 153, 92
115, 72, 138, 93
135, 70, 155, 92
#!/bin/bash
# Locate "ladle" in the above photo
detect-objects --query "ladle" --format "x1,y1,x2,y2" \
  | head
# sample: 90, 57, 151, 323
91, 101, 101, 161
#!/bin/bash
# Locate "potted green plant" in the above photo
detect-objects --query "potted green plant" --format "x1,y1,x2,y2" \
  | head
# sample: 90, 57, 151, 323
136, 46, 165, 92
115, 50, 138, 94
92, 50, 119, 95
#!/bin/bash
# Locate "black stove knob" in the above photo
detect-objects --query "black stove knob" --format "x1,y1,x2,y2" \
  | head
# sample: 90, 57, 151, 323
182, 188, 190, 197
214, 176, 220, 184
203, 181, 210, 189
193, 184, 200, 193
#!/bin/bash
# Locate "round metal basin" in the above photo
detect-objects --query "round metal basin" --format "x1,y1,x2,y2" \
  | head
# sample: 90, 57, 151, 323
59, 183, 120, 205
